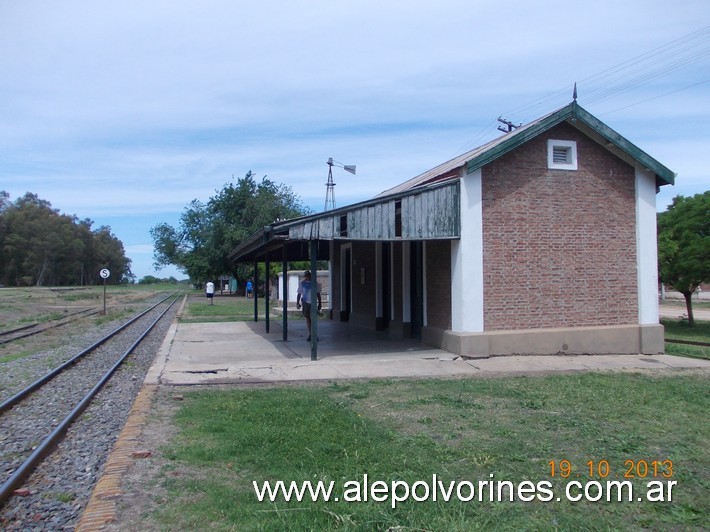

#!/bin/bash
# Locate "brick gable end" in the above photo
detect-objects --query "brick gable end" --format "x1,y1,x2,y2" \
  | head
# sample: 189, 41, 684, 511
481, 123, 638, 330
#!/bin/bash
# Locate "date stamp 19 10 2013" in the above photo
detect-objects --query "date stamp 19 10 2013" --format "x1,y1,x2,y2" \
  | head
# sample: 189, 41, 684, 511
547, 459, 673, 479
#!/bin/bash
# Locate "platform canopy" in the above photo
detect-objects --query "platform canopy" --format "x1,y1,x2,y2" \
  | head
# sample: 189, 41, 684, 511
229, 179, 460, 264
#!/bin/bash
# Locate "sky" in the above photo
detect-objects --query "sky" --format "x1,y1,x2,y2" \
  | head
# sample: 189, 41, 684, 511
1, 1, 709, 281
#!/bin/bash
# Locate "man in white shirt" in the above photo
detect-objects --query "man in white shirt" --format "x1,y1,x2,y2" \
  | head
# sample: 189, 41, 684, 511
205, 280, 215, 305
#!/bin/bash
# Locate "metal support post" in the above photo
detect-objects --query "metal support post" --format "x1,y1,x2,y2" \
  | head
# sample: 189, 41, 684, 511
253, 261, 258, 322
282, 246, 288, 341
310, 240, 318, 361
265, 256, 270, 333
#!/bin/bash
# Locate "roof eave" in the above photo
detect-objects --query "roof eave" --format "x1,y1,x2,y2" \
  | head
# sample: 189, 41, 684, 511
571, 104, 675, 187
228, 225, 273, 262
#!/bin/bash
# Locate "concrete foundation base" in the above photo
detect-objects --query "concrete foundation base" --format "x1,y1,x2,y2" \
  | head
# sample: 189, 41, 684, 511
423, 324, 665, 357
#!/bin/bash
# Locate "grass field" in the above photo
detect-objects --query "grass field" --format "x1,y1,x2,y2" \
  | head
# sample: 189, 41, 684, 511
0, 283, 183, 333
180, 293, 261, 323
180, 291, 308, 324
144, 372, 708, 530
661, 317, 710, 360
0, 284, 183, 365
132, 294, 710, 530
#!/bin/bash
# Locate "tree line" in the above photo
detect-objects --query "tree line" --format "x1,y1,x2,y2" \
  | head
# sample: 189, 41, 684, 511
0, 191, 131, 286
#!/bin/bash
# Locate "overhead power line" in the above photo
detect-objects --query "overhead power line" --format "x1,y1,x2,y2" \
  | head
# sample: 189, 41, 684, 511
502, 24, 710, 123
601, 78, 710, 116
454, 25, 710, 156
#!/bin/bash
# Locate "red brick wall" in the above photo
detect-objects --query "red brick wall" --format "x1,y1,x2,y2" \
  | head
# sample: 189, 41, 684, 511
481, 122, 638, 330
426, 240, 452, 329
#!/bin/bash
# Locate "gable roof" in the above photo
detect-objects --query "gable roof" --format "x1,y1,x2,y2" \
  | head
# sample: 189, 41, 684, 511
378, 101, 675, 197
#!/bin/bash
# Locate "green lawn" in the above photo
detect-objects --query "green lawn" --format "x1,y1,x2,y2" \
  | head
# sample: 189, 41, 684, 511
180, 291, 305, 323
181, 293, 262, 322
145, 372, 709, 530
662, 319, 710, 343
662, 319, 710, 360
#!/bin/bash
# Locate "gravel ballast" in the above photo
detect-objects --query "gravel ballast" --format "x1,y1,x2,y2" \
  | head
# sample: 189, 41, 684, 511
0, 294, 181, 530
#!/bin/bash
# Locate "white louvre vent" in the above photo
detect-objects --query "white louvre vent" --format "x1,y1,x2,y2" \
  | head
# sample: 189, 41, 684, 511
548, 139, 578, 170
553, 146, 570, 164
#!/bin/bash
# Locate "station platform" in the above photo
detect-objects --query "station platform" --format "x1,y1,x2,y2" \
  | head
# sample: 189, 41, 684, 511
145, 316, 710, 386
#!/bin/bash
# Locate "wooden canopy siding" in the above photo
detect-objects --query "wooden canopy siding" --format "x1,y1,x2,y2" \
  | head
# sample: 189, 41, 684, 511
287, 181, 460, 241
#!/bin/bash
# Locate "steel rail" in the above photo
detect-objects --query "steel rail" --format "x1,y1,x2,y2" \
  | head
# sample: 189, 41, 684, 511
0, 307, 97, 337
0, 308, 100, 345
0, 293, 181, 507
0, 291, 179, 414
664, 338, 710, 347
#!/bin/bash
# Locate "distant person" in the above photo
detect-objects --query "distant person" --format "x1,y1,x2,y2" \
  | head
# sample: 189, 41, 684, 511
205, 280, 215, 305
296, 270, 322, 341
246, 279, 253, 299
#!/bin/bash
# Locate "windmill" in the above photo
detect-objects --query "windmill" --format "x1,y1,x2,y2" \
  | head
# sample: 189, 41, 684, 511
324, 158, 356, 211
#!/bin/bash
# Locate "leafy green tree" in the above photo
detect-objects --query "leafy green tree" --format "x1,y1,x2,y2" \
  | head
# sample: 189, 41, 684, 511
151, 199, 212, 281
658, 191, 710, 326
92, 225, 132, 284
151, 172, 310, 285
0, 192, 132, 286
0, 193, 68, 285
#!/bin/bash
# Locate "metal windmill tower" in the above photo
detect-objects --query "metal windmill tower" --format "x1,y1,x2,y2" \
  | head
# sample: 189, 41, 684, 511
324, 158, 356, 211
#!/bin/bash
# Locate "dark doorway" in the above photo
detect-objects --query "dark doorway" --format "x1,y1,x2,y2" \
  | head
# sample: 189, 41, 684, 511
341, 247, 351, 322
410, 241, 424, 339
377, 242, 391, 330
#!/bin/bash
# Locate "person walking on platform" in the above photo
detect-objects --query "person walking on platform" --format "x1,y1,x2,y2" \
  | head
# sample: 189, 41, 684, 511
296, 270, 322, 341
205, 280, 215, 305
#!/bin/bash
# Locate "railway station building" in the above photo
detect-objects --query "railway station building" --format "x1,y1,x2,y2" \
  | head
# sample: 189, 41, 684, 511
230, 101, 675, 358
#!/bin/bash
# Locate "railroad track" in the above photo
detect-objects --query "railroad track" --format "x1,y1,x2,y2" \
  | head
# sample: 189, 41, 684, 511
665, 338, 710, 347
0, 291, 182, 516
0, 308, 101, 345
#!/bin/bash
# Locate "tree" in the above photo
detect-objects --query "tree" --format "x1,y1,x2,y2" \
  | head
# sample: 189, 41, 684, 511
0, 192, 132, 286
151, 172, 310, 285
657, 191, 710, 326
151, 199, 211, 280
93, 225, 132, 284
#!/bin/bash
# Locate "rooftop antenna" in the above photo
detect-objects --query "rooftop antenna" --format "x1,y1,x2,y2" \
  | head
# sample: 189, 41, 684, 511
573, 82, 578, 101
324, 158, 356, 211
